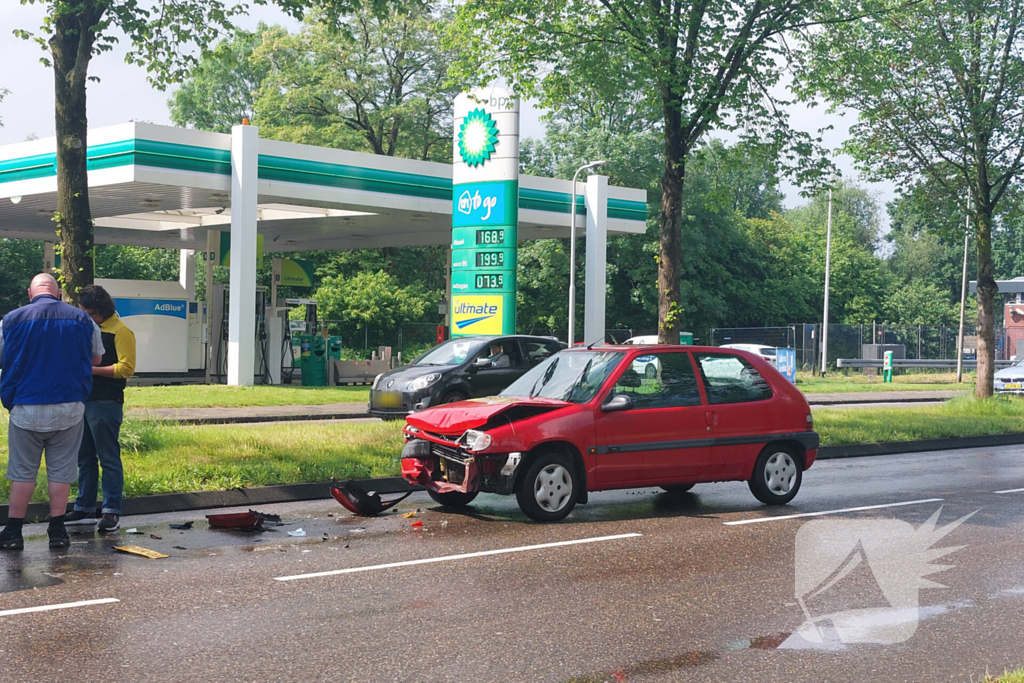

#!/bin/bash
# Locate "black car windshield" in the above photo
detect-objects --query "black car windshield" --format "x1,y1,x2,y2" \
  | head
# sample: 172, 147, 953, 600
414, 338, 489, 366
500, 351, 624, 403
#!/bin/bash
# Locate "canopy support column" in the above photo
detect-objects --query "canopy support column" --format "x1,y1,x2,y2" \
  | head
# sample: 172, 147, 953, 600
227, 124, 258, 387
583, 174, 608, 346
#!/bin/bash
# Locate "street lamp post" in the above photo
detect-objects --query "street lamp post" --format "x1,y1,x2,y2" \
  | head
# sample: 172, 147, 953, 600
567, 160, 607, 346
820, 187, 834, 376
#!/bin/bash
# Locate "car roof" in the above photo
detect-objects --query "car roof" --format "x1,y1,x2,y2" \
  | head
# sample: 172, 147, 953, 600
565, 344, 747, 354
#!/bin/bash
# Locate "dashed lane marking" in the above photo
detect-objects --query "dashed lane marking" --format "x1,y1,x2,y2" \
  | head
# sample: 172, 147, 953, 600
274, 532, 643, 582
0, 598, 119, 618
722, 498, 945, 526
994, 487, 1024, 494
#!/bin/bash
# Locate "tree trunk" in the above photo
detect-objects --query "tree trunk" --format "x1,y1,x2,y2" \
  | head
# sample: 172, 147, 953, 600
658, 109, 685, 345
50, 10, 97, 305
974, 198, 997, 398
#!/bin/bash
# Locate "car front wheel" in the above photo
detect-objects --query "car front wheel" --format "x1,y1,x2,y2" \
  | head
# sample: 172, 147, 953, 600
748, 445, 802, 505
515, 452, 578, 522
427, 489, 479, 508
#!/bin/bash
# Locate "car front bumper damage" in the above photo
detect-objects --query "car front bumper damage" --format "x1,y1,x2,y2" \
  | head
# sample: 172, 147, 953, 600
401, 438, 520, 495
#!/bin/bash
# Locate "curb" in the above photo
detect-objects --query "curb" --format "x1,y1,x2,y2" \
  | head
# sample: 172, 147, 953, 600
0, 477, 422, 523
807, 396, 956, 406
5, 432, 1024, 523
816, 432, 1024, 459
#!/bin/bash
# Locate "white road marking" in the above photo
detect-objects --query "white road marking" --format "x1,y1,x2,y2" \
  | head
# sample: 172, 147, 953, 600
994, 487, 1024, 494
0, 598, 119, 618
274, 532, 643, 582
722, 498, 945, 526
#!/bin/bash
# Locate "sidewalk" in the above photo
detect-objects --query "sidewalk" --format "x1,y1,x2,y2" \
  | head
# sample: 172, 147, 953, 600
805, 390, 967, 405
129, 402, 370, 425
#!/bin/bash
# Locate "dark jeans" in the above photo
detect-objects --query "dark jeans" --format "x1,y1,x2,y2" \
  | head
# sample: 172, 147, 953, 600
74, 401, 124, 516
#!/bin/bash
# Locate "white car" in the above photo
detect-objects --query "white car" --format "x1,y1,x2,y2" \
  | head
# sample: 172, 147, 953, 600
622, 333, 693, 345
719, 343, 778, 365
994, 358, 1024, 394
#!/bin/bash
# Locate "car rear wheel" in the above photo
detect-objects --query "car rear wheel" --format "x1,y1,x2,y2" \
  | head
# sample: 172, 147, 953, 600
748, 445, 802, 505
515, 452, 578, 522
660, 483, 694, 494
427, 489, 479, 508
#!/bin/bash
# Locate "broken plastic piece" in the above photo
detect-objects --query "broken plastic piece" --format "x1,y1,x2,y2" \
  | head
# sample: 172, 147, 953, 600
114, 545, 168, 559
287, 528, 306, 537
125, 528, 141, 534
411, 521, 423, 528
330, 478, 412, 517
150, 534, 162, 540
207, 511, 263, 529
169, 521, 193, 530
172, 546, 187, 550
401, 511, 417, 519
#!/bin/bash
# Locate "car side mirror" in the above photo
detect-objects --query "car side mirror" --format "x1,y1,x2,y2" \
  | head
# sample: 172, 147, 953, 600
474, 357, 493, 370
602, 394, 634, 413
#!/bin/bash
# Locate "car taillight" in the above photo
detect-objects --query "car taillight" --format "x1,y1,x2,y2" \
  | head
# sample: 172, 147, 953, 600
806, 413, 814, 429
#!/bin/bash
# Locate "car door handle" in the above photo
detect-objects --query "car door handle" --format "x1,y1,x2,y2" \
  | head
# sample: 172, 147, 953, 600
704, 411, 717, 431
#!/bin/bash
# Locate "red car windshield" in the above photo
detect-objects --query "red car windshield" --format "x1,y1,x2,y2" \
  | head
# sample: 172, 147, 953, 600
500, 350, 624, 403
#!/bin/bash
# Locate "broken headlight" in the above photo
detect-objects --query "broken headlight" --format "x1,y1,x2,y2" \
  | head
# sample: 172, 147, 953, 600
462, 429, 492, 452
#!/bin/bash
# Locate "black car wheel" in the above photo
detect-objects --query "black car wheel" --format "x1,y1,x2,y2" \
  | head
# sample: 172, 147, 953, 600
515, 451, 578, 522
748, 444, 802, 505
427, 489, 479, 508
660, 483, 695, 494
441, 391, 468, 404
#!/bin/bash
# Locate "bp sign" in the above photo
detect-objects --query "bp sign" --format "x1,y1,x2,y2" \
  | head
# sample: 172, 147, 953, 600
451, 88, 519, 337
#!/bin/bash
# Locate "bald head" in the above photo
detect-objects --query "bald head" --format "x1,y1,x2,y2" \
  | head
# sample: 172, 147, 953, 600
28, 273, 60, 301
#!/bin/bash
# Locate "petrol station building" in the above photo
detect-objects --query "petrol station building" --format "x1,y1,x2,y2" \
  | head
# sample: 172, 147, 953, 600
0, 109, 647, 386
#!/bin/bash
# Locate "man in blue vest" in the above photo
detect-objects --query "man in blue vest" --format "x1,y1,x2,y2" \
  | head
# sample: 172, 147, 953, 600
0, 273, 103, 550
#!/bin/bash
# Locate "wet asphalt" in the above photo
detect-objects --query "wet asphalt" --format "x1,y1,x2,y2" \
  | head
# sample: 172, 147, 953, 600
2, 446, 1024, 683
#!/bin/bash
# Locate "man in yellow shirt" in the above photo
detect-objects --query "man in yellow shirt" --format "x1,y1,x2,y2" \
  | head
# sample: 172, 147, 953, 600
65, 285, 136, 532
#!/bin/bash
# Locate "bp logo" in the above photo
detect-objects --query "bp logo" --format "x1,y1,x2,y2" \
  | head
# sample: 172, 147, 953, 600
458, 108, 499, 167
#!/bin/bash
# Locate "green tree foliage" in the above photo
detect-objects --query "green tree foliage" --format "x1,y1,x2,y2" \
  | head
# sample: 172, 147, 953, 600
14, 0, 382, 305
0, 240, 43, 315
94, 245, 180, 282
449, 0, 836, 343
796, 0, 1024, 396
312, 270, 431, 345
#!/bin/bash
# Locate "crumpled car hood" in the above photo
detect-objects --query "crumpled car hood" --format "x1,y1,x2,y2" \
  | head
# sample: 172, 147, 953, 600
405, 396, 570, 433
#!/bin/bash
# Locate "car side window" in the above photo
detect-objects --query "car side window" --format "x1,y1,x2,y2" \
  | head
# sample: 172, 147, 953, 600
611, 352, 702, 409
477, 340, 524, 369
523, 340, 558, 367
695, 353, 773, 404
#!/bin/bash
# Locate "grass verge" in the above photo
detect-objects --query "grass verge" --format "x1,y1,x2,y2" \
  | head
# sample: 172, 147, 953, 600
797, 371, 974, 394
815, 396, 1024, 445
125, 384, 369, 409
3, 396, 1024, 503
981, 670, 1024, 683
0, 417, 405, 503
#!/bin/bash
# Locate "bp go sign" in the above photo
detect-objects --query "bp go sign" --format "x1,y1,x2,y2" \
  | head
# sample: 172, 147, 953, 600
451, 88, 519, 337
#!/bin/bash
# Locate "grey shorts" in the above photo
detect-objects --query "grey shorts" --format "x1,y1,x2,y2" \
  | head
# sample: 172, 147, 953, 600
6, 419, 84, 484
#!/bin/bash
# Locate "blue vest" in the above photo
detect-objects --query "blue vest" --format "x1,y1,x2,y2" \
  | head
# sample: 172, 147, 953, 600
1, 294, 94, 410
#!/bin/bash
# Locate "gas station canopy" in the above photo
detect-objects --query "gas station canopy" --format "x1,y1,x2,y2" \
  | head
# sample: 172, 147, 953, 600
0, 122, 648, 250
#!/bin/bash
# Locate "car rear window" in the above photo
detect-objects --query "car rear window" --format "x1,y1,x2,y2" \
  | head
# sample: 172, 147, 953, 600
695, 353, 773, 404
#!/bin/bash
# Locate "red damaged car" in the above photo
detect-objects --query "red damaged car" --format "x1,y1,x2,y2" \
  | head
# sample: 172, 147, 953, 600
400, 345, 818, 522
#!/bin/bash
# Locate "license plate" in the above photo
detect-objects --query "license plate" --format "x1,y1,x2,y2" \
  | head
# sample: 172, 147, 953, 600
1004, 383, 1021, 390
376, 391, 402, 408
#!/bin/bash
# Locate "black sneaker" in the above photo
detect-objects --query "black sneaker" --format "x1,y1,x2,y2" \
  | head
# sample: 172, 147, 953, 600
0, 526, 24, 550
97, 514, 120, 533
64, 509, 98, 525
48, 524, 70, 549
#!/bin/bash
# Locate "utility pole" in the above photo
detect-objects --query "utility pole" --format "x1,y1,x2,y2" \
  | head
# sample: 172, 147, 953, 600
956, 213, 970, 383
820, 187, 833, 376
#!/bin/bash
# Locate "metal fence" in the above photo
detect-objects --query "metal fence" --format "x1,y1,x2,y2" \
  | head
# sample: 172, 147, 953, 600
711, 323, 1014, 372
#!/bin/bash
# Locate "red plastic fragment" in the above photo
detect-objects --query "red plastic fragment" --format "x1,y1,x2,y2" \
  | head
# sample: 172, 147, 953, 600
411, 520, 423, 528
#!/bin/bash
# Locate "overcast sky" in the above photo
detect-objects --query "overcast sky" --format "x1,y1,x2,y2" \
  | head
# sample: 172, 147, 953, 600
0, 1, 894, 219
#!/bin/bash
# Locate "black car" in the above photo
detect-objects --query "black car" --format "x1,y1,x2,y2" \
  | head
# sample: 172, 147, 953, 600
368, 335, 565, 418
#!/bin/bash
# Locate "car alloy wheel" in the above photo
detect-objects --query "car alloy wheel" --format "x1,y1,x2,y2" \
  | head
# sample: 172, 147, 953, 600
534, 464, 573, 513
763, 451, 796, 495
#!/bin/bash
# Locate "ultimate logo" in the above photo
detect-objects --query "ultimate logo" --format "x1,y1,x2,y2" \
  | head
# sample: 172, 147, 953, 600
458, 108, 499, 167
